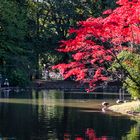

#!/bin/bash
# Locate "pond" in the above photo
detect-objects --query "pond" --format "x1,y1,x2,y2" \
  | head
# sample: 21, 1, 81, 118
0, 89, 140, 140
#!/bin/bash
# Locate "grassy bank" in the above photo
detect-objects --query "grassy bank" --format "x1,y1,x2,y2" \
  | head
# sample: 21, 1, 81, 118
108, 101, 140, 117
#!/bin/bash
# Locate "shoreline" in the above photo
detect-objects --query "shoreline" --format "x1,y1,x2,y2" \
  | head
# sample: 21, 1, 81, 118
108, 101, 140, 118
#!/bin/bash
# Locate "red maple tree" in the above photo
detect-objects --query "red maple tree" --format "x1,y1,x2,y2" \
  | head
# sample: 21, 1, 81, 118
53, 0, 140, 91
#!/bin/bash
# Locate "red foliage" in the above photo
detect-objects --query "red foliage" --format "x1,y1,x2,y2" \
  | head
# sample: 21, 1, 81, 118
103, 9, 112, 15
53, 0, 140, 90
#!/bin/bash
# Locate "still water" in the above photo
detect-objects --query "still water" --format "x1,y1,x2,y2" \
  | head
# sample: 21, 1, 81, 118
0, 89, 140, 140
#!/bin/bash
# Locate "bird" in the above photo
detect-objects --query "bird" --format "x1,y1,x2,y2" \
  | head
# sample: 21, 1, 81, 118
116, 99, 124, 104
102, 107, 106, 113
102, 101, 109, 107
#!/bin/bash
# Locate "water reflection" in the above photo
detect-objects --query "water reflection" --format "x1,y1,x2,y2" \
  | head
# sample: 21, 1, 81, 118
64, 128, 109, 140
122, 122, 140, 140
0, 90, 139, 140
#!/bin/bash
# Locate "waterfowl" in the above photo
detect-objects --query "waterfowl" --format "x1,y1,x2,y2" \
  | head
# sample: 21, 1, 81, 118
102, 101, 109, 107
116, 99, 124, 104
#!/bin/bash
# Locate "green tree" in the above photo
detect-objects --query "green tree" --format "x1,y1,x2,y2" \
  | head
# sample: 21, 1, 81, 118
111, 50, 140, 99
0, 0, 31, 86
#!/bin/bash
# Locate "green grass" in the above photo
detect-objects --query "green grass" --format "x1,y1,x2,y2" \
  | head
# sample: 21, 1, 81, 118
134, 105, 140, 112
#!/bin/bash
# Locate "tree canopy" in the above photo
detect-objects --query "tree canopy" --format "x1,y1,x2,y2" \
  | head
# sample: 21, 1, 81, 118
0, 0, 117, 86
53, 0, 140, 97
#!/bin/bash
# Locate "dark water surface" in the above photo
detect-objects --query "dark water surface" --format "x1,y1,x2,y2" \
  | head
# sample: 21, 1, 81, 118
0, 89, 140, 140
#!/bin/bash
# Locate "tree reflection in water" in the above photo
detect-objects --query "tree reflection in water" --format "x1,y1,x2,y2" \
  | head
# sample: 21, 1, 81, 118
0, 90, 139, 140
64, 128, 109, 140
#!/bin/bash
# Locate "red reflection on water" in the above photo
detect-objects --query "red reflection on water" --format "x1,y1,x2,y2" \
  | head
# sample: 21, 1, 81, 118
100, 136, 108, 140
75, 135, 84, 140
64, 133, 71, 140
64, 128, 109, 140
86, 128, 96, 140
85, 128, 108, 140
